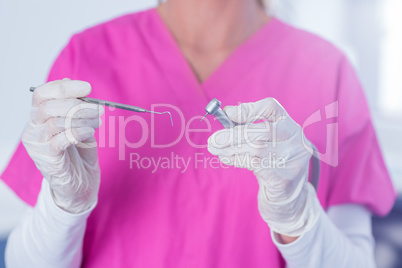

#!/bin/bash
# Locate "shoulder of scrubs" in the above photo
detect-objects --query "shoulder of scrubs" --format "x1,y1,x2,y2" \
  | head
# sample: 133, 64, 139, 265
272, 18, 396, 216
271, 203, 375, 268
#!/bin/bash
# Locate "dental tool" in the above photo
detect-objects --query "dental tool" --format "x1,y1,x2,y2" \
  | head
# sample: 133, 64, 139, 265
201, 97, 321, 191
29, 87, 173, 126
201, 98, 237, 129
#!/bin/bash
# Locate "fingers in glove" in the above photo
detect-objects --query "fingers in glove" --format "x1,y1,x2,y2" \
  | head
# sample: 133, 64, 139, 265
31, 99, 104, 125
208, 122, 274, 149
49, 127, 96, 156
212, 144, 290, 172
223, 98, 300, 140
218, 154, 261, 171
208, 141, 266, 158
32, 79, 91, 107
223, 98, 287, 124
43, 117, 102, 142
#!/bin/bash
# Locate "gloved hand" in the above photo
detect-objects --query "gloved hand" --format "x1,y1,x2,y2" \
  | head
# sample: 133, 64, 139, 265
207, 98, 321, 237
22, 78, 104, 214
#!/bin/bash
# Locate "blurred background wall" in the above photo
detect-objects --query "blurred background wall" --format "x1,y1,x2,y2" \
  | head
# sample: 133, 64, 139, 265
1, 0, 401, 267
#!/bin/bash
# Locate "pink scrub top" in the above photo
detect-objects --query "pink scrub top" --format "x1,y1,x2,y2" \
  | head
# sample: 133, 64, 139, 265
1, 8, 396, 268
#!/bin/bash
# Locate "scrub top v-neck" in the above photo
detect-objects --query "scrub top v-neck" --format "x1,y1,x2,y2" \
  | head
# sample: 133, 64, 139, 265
140, 8, 284, 104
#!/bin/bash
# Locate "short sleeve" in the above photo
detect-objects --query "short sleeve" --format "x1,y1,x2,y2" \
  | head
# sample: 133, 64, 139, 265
0, 36, 78, 206
325, 55, 396, 216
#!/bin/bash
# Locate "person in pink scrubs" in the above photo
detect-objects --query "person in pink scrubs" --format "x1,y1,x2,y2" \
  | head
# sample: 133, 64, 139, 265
1, 0, 396, 267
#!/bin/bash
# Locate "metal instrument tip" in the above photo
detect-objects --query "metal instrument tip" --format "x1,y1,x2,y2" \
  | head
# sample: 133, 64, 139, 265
148, 110, 174, 126
200, 112, 208, 122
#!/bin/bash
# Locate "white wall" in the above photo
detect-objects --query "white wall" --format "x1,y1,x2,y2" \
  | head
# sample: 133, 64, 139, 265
0, 0, 155, 239
1, 0, 401, 239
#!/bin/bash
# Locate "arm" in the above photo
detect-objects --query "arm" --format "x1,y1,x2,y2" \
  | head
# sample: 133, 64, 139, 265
207, 98, 377, 266
273, 204, 376, 268
5, 179, 94, 268
5, 79, 103, 267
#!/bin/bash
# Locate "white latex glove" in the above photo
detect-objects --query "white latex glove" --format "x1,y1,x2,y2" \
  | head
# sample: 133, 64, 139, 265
207, 98, 321, 237
22, 78, 104, 214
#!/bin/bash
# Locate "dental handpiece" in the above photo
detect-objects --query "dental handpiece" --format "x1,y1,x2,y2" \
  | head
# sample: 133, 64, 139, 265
29, 86, 173, 126
201, 98, 321, 192
201, 98, 237, 129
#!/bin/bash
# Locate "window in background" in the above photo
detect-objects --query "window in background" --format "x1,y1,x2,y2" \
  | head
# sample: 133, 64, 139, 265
379, 0, 402, 117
